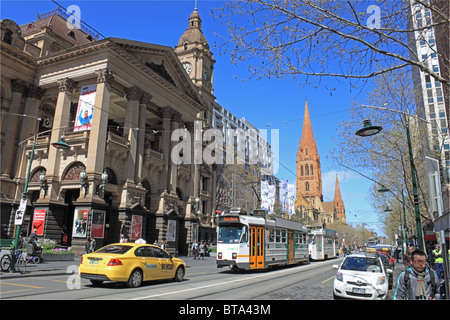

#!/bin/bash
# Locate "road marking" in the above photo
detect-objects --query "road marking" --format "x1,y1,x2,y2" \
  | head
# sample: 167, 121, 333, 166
131, 261, 329, 300
0, 281, 44, 289
321, 275, 335, 284
1, 289, 33, 294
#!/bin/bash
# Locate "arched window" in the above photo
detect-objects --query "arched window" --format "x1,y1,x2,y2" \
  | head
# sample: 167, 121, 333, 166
300, 165, 304, 176
305, 164, 309, 176
310, 164, 313, 175
3, 29, 12, 45
305, 182, 310, 191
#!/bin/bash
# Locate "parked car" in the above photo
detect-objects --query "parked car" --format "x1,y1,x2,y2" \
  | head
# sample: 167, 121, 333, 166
333, 249, 392, 300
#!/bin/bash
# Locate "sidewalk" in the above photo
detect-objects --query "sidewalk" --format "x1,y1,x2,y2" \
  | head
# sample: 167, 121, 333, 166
0, 254, 212, 280
0, 258, 81, 280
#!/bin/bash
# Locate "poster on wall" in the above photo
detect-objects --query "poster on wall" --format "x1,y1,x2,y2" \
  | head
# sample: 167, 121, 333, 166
168, 220, 177, 242
32, 209, 46, 236
131, 215, 143, 240
74, 84, 97, 132
91, 210, 106, 239
191, 223, 198, 242
72, 208, 89, 238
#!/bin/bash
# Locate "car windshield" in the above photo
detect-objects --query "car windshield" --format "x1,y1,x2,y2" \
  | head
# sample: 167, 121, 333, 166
341, 256, 383, 273
95, 245, 133, 255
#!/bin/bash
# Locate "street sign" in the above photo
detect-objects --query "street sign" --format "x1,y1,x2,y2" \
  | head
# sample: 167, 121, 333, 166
14, 198, 27, 225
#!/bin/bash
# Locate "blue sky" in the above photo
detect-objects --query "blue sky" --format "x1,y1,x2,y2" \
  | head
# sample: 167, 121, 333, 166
1, 0, 385, 236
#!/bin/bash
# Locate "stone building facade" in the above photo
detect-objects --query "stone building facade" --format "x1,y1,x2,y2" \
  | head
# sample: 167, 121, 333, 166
1, 8, 217, 255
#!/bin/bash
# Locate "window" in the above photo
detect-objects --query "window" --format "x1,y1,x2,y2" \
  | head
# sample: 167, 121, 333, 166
305, 164, 309, 175
305, 182, 310, 191
3, 29, 12, 44
310, 164, 313, 175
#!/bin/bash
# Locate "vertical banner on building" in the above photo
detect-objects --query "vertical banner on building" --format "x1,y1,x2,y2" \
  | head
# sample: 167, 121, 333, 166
288, 184, 296, 215
74, 84, 97, 132
168, 220, 177, 242
267, 184, 275, 214
32, 209, 46, 236
131, 215, 143, 240
260, 180, 269, 211
72, 208, 89, 238
91, 210, 106, 239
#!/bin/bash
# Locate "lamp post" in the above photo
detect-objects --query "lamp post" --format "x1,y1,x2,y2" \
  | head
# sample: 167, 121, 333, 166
12, 130, 70, 259
355, 105, 425, 252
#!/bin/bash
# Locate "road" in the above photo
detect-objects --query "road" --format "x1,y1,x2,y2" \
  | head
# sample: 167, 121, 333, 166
0, 256, 340, 300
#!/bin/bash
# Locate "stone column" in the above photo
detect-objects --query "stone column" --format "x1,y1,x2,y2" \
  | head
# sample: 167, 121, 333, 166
136, 93, 151, 183
46, 78, 77, 201
169, 111, 182, 195
84, 69, 115, 200
159, 106, 174, 193
18, 84, 44, 146
1, 79, 26, 177
123, 86, 141, 184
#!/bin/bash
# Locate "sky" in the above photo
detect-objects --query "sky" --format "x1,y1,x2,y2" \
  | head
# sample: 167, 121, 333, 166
1, 0, 385, 237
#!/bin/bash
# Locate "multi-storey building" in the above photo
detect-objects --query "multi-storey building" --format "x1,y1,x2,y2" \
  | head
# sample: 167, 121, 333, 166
212, 101, 276, 213
409, 0, 450, 182
0, 7, 218, 255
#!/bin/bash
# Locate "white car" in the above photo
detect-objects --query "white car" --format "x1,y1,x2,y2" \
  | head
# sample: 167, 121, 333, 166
333, 252, 391, 300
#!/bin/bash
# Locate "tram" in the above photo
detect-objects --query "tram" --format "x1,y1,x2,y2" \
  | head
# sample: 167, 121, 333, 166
216, 208, 310, 271
308, 228, 338, 260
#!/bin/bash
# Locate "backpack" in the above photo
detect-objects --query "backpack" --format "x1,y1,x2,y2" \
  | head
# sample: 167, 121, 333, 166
403, 267, 438, 299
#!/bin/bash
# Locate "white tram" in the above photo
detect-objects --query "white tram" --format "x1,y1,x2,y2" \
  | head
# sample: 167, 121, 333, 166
217, 208, 310, 271
308, 228, 338, 260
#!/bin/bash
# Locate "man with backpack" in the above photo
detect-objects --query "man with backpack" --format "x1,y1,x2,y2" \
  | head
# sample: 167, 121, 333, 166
394, 249, 440, 300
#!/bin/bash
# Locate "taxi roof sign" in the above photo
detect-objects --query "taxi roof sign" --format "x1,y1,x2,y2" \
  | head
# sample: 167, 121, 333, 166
366, 248, 377, 254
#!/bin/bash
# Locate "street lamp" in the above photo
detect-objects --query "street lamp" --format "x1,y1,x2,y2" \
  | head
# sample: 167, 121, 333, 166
356, 105, 425, 251
79, 167, 89, 196
12, 128, 70, 269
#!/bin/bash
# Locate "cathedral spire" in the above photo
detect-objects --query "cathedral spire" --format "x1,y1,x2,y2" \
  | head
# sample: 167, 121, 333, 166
334, 174, 342, 202
301, 100, 315, 147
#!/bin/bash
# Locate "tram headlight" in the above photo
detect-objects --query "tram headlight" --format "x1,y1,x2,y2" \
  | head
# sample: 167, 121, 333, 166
232, 252, 237, 259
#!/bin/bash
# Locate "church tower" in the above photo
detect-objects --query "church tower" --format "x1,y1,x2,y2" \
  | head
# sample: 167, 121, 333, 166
333, 175, 346, 223
174, 6, 215, 104
295, 100, 324, 223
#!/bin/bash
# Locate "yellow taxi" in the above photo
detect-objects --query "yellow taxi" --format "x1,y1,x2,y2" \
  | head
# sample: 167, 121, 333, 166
79, 243, 186, 288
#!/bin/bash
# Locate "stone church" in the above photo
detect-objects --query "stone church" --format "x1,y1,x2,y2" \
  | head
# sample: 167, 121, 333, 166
294, 101, 346, 226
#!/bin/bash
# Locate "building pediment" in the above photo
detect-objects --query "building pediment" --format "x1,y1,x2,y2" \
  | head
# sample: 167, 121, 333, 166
109, 38, 206, 109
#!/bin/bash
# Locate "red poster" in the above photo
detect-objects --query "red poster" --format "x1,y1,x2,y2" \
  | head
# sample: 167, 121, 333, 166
131, 215, 142, 240
91, 210, 105, 239
32, 209, 46, 236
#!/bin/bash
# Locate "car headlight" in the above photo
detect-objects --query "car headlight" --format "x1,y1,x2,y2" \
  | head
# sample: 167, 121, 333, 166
336, 272, 343, 282
376, 276, 386, 285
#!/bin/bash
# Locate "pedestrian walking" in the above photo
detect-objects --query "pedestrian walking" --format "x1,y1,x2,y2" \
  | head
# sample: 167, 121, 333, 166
432, 244, 444, 281
403, 245, 414, 268
191, 240, 198, 259
394, 249, 440, 300
199, 241, 205, 259
89, 237, 96, 253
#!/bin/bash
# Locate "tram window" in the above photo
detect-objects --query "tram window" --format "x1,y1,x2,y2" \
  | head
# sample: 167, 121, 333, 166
276, 230, 281, 242
281, 230, 287, 243
268, 228, 275, 242
218, 225, 245, 243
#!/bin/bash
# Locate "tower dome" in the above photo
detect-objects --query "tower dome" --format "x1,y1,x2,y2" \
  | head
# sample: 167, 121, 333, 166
178, 9, 209, 48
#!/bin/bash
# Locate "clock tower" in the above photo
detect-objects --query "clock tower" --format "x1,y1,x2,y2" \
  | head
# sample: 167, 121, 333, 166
175, 7, 215, 103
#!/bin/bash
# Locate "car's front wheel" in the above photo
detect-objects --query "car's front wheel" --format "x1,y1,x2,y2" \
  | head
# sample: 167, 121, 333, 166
127, 269, 143, 288
173, 266, 185, 282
